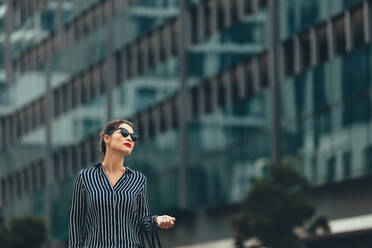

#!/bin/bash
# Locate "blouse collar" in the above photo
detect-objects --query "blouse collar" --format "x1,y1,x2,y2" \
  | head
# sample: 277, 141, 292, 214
94, 162, 133, 173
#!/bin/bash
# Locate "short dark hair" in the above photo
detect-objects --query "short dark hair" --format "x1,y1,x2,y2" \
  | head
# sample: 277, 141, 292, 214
98, 119, 134, 161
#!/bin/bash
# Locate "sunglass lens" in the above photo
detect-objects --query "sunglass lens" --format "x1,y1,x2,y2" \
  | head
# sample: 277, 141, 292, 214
121, 128, 129, 137
120, 128, 138, 142
131, 134, 138, 142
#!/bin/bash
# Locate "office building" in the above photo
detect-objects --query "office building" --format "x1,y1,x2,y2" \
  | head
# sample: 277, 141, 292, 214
1, 0, 372, 247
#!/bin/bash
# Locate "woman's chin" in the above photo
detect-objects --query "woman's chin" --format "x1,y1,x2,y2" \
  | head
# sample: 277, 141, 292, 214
121, 149, 132, 156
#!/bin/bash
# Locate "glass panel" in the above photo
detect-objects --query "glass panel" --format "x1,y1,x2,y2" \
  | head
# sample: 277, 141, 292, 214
131, 129, 180, 211
186, 8, 268, 83
113, 0, 179, 50
113, 57, 179, 118
342, 151, 351, 180
187, 88, 271, 208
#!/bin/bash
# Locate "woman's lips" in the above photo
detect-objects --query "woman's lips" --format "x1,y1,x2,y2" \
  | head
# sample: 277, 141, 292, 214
124, 143, 131, 148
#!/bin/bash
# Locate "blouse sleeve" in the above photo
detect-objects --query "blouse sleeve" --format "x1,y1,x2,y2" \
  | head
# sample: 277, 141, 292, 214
68, 171, 87, 248
137, 176, 159, 232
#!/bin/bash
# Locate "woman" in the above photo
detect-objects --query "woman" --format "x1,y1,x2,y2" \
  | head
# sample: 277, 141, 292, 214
69, 119, 175, 248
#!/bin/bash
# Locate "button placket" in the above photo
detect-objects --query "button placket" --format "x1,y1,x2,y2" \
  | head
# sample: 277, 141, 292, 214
113, 190, 118, 244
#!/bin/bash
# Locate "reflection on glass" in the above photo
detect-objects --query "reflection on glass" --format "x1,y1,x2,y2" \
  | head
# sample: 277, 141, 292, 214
113, 57, 179, 118
187, 89, 270, 208
187, 10, 267, 82
130, 128, 179, 211
52, 95, 106, 152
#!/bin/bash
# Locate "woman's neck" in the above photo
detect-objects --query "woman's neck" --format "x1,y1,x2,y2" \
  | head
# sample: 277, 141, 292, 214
101, 151, 125, 173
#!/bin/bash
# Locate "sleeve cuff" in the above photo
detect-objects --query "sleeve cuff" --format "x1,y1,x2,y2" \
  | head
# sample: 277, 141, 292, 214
152, 215, 160, 231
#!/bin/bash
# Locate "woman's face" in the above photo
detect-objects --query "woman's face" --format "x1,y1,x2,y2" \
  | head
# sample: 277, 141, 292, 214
104, 123, 135, 156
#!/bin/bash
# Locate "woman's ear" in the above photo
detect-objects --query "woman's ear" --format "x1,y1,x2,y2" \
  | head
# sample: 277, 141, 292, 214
103, 134, 111, 145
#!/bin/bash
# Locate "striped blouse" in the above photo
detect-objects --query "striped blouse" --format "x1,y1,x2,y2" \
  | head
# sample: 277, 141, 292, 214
68, 162, 159, 248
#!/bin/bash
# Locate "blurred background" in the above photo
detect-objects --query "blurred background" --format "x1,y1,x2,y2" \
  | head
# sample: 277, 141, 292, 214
1, 0, 372, 247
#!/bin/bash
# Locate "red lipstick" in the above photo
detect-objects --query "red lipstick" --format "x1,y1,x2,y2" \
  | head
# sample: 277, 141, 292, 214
124, 143, 131, 148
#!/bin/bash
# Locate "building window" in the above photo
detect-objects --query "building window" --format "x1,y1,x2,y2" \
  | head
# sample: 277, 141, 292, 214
316, 22, 329, 63
32, 101, 39, 129
1, 178, 6, 205
65, 23, 75, 46
170, 19, 179, 56
31, 164, 39, 191
26, 105, 33, 132
124, 45, 132, 79
243, 0, 253, 15
283, 39, 294, 77
160, 26, 168, 62
103, 0, 112, 23
54, 89, 60, 118
16, 111, 22, 139
39, 160, 46, 188
299, 30, 311, 69
191, 86, 199, 119
113, 0, 122, 15
94, 4, 104, 27
38, 40, 46, 64
259, 0, 268, 9
8, 176, 14, 202
62, 84, 69, 113
259, 53, 268, 88
92, 65, 101, 97
29, 49, 37, 71
342, 151, 352, 180
81, 73, 90, 104
326, 156, 336, 183
350, 5, 365, 48
23, 169, 29, 195
72, 146, 78, 172
160, 103, 167, 132
171, 96, 179, 128
51, 33, 59, 54
40, 98, 47, 125
364, 145, 372, 174
149, 110, 156, 139
217, 0, 227, 31
84, 11, 93, 35
137, 116, 144, 140
333, 14, 346, 55
135, 41, 144, 75
16, 173, 22, 198
72, 77, 80, 108
203, 80, 212, 114
99, 62, 107, 93
231, 71, 239, 103
190, 5, 199, 44
131, 43, 138, 78
244, 61, 254, 96
217, 75, 226, 108
20, 53, 25, 73
148, 33, 156, 68
204, 1, 213, 37
81, 141, 89, 168
45, 38, 53, 61
89, 137, 98, 164
53, 153, 60, 181
79, 15, 87, 39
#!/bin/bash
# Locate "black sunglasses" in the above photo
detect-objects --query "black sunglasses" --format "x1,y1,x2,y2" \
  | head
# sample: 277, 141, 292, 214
104, 127, 139, 142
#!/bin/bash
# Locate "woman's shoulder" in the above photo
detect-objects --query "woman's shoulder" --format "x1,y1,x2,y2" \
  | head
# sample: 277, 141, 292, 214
76, 166, 99, 179
126, 167, 147, 182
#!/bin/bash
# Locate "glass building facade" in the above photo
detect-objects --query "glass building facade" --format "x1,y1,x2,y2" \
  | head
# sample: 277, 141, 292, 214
1, 0, 372, 246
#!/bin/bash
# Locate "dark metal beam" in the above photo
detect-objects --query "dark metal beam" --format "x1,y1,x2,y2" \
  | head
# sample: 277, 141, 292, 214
269, 0, 282, 165
179, 0, 189, 210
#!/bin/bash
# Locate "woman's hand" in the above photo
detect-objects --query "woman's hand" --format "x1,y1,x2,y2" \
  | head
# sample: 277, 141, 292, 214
155, 215, 176, 229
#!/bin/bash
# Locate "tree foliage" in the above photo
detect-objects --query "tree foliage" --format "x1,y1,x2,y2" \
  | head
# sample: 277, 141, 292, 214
230, 164, 328, 248
0, 207, 46, 248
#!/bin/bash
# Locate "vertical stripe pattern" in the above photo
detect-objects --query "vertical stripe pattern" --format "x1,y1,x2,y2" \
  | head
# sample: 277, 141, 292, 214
68, 163, 159, 248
